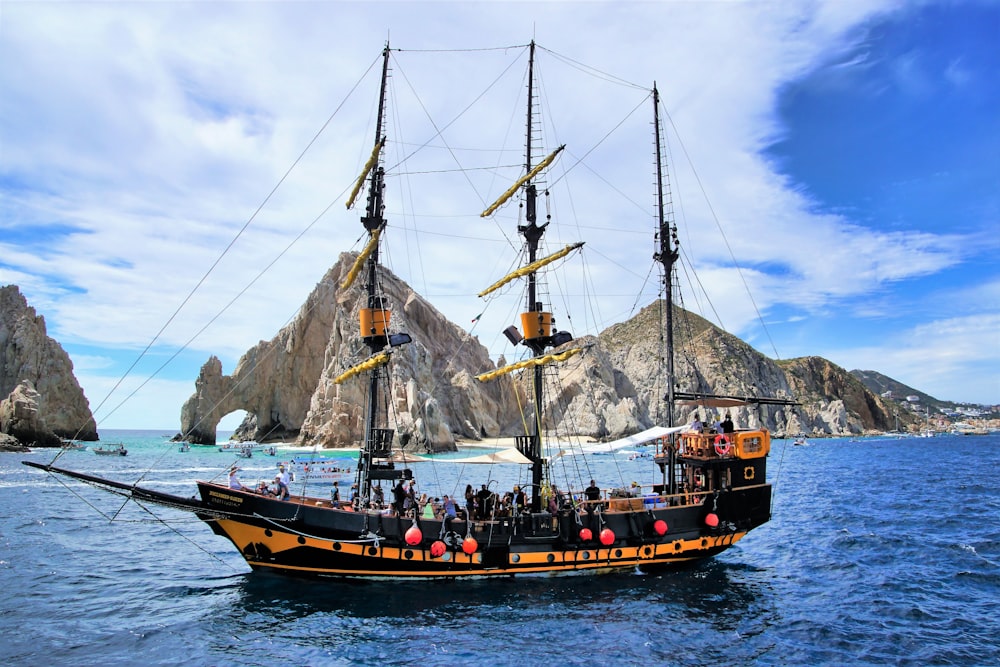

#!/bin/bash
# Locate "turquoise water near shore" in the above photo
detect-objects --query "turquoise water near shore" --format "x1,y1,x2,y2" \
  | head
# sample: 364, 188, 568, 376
2, 430, 998, 665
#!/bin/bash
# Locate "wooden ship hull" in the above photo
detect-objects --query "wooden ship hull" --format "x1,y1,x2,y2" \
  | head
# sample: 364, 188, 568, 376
192, 431, 770, 578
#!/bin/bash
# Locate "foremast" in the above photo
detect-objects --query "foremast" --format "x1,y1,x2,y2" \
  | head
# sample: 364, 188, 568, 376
342, 45, 411, 508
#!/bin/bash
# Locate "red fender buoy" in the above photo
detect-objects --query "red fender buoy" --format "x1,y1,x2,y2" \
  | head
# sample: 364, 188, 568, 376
653, 519, 668, 535
599, 528, 615, 545
461, 536, 478, 555
579, 527, 593, 541
430, 540, 446, 557
404, 526, 423, 546
704, 512, 719, 527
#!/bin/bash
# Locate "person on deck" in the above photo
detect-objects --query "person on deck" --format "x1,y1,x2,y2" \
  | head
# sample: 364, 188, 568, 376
552, 484, 566, 511
584, 479, 601, 513
228, 467, 248, 492
513, 485, 526, 515
274, 474, 290, 500
419, 493, 434, 519
442, 495, 458, 525
331, 481, 341, 508
722, 413, 735, 433
476, 484, 491, 519
690, 413, 704, 433
464, 484, 476, 520
392, 480, 406, 516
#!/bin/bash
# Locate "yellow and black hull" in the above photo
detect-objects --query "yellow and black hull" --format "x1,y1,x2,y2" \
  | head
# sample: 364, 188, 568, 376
195, 482, 771, 579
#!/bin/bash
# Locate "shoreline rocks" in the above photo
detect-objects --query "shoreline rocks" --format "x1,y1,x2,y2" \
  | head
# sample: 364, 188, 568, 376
1, 285, 98, 446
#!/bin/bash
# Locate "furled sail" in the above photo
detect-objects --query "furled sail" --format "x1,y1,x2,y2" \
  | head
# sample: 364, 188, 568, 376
341, 227, 382, 290
480, 145, 565, 218
478, 242, 584, 298
333, 352, 390, 384
475, 346, 583, 382
345, 137, 385, 210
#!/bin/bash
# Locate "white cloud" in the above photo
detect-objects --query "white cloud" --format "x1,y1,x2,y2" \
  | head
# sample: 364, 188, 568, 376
3, 0, 996, 430
831, 313, 1000, 403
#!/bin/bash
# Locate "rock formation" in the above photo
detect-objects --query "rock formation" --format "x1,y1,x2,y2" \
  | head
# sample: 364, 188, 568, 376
180, 253, 516, 449
181, 257, 898, 447
0, 379, 61, 445
578, 301, 899, 436
778, 356, 906, 433
0, 285, 98, 443
0, 431, 30, 452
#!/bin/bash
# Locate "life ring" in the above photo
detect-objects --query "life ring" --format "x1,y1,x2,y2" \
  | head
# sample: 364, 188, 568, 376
714, 434, 732, 456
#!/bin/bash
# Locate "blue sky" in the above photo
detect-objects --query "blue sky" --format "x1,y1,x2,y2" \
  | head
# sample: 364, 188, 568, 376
1, 1, 997, 429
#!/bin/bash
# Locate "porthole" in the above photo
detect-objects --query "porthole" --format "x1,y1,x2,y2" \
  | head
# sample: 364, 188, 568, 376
297, 536, 306, 545
264, 529, 273, 538
614, 549, 622, 558
368, 546, 378, 556
546, 553, 555, 563
511, 553, 521, 563
581, 551, 590, 560
404, 550, 414, 560
333, 542, 342, 551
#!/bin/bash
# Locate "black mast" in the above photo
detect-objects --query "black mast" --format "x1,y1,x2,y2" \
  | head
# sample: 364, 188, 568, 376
519, 41, 547, 513
651, 85, 678, 430
651, 85, 681, 495
354, 45, 403, 506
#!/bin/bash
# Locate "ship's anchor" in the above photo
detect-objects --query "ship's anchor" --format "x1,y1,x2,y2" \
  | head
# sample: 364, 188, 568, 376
441, 530, 464, 548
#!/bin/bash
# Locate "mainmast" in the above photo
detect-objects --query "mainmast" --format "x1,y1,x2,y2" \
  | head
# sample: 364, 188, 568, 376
519, 41, 548, 512
478, 42, 577, 513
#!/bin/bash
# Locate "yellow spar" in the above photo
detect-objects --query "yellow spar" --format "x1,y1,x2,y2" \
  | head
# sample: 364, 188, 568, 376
478, 242, 584, 298
341, 228, 382, 290
334, 352, 390, 384
346, 137, 385, 210
476, 347, 584, 382
480, 145, 565, 218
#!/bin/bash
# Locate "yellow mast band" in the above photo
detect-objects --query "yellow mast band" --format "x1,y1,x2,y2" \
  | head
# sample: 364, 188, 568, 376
476, 346, 583, 382
334, 352, 390, 384
478, 242, 584, 298
341, 227, 382, 290
480, 145, 565, 218
346, 137, 385, 210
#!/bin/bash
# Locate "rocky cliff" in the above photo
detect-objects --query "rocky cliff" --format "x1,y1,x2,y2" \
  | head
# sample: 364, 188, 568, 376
779, 357, 911, 433
180, 253, 516, 448
0, 285, 98, 443
578, 301, 898, 436
181, 259, 897, 446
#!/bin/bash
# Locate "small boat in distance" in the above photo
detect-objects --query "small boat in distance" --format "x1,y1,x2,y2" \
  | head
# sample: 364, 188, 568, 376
92, 443, 127, 456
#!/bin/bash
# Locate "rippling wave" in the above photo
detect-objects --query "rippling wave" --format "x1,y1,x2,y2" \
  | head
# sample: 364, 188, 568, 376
2, 432, 998, 665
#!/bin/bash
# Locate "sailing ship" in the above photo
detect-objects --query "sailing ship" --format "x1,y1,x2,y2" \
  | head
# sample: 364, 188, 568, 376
25, 42, 794, 579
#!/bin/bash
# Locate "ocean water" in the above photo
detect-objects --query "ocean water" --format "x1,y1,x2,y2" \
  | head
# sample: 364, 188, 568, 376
1, 430, 998, 666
